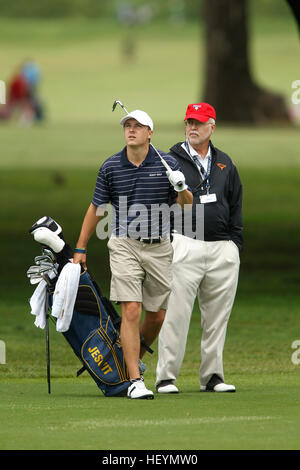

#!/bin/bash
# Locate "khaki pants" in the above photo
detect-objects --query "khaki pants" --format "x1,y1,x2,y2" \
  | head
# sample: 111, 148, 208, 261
108, 236, 173, 312
156, 234, 240, 387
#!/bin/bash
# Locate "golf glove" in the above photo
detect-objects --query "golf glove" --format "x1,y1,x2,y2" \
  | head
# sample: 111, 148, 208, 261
166, 170, 188, 192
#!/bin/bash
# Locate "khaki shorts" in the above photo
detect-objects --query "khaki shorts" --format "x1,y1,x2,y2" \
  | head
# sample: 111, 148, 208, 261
107, 236, 173, 312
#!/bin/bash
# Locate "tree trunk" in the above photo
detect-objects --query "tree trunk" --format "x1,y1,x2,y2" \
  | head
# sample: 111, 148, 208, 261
202, 0, 290, 124
286, 0, 300, 34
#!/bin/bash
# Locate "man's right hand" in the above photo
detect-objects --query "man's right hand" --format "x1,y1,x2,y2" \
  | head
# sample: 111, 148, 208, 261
73, 252, 87, 270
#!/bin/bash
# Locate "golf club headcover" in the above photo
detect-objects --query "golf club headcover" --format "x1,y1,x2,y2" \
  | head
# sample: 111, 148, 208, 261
29, 216, 65, 253
29, 216, 75, 275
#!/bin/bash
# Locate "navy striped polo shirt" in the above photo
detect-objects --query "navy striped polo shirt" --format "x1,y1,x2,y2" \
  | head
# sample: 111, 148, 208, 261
92, 145, 180, 237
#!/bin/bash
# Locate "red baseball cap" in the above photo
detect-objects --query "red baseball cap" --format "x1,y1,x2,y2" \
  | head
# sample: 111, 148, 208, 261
184, 103, 216, 123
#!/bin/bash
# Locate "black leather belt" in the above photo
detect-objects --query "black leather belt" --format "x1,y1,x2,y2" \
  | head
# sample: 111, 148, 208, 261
137, 237, 162, 244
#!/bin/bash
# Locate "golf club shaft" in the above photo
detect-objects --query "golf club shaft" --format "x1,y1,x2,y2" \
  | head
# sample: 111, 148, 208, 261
42, 273, 51, 394
149, 143, 172, 173
45, 290, 51, 394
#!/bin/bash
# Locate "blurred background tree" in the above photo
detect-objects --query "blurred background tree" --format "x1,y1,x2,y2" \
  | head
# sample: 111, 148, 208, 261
0, 0, 298, 124
202, 0, 295, 124
286, 0, 300, 34
0, 0, 296, 21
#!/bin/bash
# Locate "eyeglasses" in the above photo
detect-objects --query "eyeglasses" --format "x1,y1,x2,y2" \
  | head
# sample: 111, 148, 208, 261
186, 119, 213, 127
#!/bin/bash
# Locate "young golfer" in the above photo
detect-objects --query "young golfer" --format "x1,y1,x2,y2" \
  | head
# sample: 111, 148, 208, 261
73, 109, 193, 399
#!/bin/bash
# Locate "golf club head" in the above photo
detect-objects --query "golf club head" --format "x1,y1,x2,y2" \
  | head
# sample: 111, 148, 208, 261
27, 264, 57, 277
27, 265, 42, 276
112, 99, 129, 114
34, 255, 54, 265
39, 263, 57, 272
112, 100, 118, 112
34, 250, 56, 265
29, 275, 44, 285
42, 249, 57, 262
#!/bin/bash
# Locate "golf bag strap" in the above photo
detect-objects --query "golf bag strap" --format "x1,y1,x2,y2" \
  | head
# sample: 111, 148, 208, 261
77, 365, 86, 377
140, 334, 154, 354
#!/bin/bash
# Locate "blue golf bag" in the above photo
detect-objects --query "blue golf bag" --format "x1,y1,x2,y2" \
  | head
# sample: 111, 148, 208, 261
57, 269, 132, 397
28, 216, 148, 397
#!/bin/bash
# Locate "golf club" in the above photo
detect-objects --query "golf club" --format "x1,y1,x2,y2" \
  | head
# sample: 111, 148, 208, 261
112, 99, 129, 115
112, 99, 184, 189
42, 273, 52, 394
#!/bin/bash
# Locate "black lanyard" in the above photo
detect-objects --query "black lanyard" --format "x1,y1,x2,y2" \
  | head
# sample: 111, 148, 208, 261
184, 141, 212, 194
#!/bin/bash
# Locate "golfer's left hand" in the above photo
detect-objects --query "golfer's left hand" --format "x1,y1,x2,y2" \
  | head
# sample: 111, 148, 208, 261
73, 252, 87, 270
166, 170, 188, 192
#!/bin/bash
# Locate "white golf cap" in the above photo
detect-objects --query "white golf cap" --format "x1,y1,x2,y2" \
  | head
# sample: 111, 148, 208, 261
120, 110, 154, 130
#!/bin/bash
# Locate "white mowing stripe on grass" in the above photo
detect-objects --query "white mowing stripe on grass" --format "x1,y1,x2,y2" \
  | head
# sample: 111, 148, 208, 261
67, 416, 275, 431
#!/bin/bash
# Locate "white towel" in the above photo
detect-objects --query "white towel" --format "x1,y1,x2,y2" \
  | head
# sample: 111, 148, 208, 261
29, 270, 56, 329
51, 262, 81, 332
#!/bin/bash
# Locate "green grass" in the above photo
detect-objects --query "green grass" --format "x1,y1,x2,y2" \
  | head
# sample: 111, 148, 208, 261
1, 374, 300, 450
0, 16, 300, 451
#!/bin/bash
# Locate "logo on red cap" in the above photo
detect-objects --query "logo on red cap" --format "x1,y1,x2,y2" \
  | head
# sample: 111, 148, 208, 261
185, 103, 216, 123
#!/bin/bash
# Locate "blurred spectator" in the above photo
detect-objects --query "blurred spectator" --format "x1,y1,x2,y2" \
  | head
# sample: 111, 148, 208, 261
0, 60, 45, 124
116, 1, 153, 62
21, 60, 44, 121
0, 66, 30, 121
116, 1, 138, 25
168, 0, 186, 25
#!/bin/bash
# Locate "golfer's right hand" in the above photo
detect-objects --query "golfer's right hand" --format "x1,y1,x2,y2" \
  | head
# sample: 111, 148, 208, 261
73, 252, 87, 270
166, 169, 188, 192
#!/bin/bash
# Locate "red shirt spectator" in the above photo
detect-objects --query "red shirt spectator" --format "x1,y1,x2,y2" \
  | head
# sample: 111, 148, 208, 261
9, 74, 29, 103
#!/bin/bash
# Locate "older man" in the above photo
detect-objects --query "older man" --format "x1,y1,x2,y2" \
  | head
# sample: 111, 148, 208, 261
156, 103, 243, 394
74, 109, 192, 399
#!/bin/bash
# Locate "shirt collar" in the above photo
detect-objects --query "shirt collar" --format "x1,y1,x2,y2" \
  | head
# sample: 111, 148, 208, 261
120, 145, 156, 167
182, 140, 211, 160
188, 141, 211, 159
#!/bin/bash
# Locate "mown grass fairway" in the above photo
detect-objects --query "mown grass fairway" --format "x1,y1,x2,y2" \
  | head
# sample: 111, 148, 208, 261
1, 374, 300, 451
0, 14, 300, 451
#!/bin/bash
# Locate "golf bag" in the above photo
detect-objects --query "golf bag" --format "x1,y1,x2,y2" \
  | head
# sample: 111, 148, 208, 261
28, 216, 147, 397
56, 268, 132, 396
